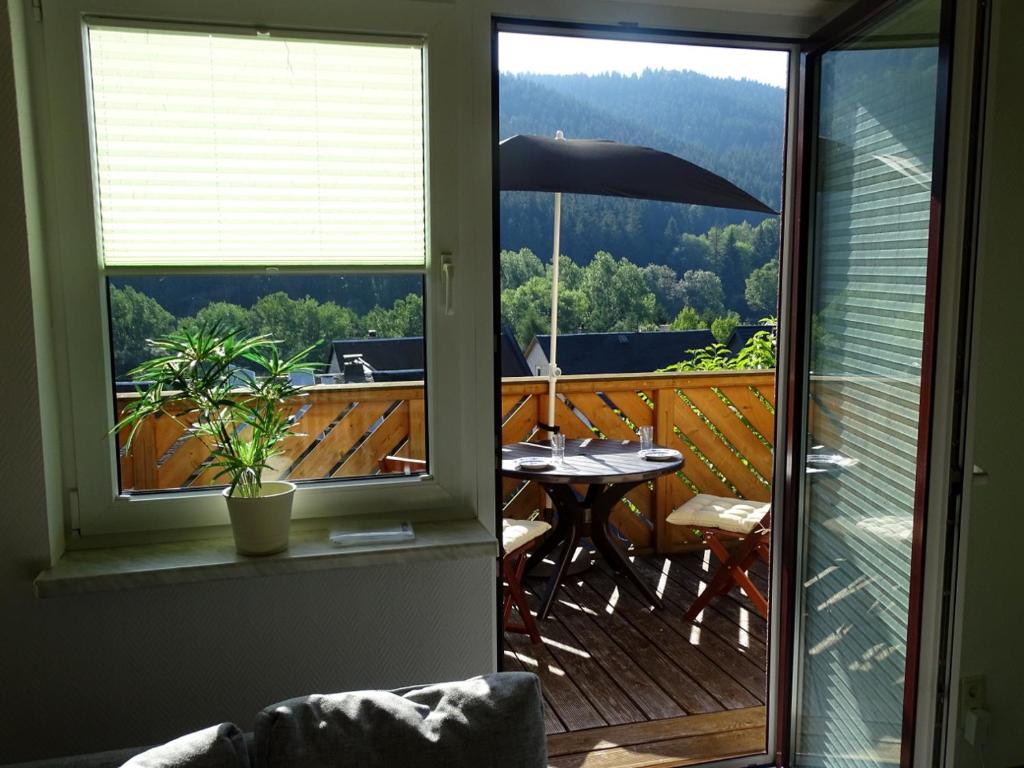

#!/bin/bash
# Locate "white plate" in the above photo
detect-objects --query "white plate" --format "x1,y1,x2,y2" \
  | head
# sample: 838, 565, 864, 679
642, 448, 682, 462
516, 457, 554, 471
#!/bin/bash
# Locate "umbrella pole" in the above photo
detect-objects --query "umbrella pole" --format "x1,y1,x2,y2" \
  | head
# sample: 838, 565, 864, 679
547, 190, 561, 429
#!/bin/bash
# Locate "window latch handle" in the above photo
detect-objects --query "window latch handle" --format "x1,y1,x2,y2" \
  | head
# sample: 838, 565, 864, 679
441, 254, 454, 316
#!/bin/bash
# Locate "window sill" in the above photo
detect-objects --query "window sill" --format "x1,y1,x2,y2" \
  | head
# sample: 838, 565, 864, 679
34, 518, 497, 598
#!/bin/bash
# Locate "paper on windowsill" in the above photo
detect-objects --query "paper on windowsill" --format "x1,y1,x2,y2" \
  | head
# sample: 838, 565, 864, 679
329, 521, 415, 547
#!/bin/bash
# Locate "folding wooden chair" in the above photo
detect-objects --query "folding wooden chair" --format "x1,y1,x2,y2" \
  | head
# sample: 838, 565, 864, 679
666, 494, 770, 620
501, 518, 551, 643
379, 456, 550, 644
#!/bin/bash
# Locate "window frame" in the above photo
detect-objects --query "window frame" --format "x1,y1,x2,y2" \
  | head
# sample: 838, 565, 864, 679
37, 0, 473, 539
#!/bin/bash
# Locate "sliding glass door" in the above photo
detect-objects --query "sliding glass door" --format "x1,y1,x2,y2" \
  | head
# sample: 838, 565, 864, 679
790, 1, 950, 765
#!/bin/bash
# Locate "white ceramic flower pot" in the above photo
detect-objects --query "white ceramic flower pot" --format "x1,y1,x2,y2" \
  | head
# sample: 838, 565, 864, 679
223, 481, 296, 556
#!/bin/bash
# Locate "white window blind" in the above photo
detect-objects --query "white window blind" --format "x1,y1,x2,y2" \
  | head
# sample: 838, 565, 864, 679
86, 25, 426, 268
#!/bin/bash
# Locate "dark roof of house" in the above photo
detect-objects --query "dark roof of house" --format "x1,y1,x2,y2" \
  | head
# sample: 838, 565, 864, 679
528, 330, 718, 375
328, 337, 424, 375
328, 327, 531, 379
500, 327, 532, 377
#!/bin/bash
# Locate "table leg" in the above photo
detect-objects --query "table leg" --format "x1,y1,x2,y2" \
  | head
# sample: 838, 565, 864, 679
536, 518, 579, 620
523, 505, 571, 578
526, 484, 586, 620
589, 482, 665, 610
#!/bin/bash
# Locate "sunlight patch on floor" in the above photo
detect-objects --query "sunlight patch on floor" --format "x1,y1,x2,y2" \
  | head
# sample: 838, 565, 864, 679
656, 558, 671, 599
544, 636, 592, 659
605, 586, 619, 615
690, 579, 706, 643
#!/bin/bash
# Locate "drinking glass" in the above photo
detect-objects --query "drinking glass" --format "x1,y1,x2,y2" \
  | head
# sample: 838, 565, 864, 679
639, 425, 654, 454
550, 432, 566, 464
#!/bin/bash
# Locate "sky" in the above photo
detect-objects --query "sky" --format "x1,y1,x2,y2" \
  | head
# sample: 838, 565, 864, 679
499, 32, 789, 89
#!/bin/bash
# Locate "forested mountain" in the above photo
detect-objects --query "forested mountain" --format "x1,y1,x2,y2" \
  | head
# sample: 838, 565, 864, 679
499, 70, 784, 264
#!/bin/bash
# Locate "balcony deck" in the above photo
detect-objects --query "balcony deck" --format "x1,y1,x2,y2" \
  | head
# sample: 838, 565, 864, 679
504, 551, 769, 768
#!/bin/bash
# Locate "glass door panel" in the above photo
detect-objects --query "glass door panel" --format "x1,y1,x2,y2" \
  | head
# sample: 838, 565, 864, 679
794, 1, 943, 765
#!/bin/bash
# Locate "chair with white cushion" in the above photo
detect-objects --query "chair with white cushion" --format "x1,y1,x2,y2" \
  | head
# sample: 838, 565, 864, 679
502, 518, 551, 644
666, 494, 770, 620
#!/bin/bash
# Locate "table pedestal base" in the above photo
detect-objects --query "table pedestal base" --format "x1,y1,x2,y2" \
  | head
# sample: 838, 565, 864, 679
525, 481, 664, 620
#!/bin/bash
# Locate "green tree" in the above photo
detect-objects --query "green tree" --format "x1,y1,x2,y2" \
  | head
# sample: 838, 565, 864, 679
642, 263, 684, 322
668, 232, 712, 275
557, 288, 590, 335
609, 257, 657, 330
751, 218, 780, 265
710, 311, 741, 343
179, 301, 252, 337
554, 254, 585, 291
109, 285, 176, 378
499, 248, 545, 291
501, 276, 551, 346
251, 292, 359, 363
670, 306, 707, 330
582, 252, 657, 332
363, 293, 425, 338
705, 224, 756, 312
679, 269, 725, 318
745, 259, 779, 315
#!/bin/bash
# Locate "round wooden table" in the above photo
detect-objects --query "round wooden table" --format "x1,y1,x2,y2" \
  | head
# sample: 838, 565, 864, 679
501, 437, 684, 619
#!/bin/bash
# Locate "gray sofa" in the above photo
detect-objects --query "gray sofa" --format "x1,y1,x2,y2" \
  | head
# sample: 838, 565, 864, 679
9, 673, 546, 768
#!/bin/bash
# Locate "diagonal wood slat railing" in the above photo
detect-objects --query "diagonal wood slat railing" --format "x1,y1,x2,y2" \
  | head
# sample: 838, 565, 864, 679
118, 370, 774, 553
117, 383, 426, 493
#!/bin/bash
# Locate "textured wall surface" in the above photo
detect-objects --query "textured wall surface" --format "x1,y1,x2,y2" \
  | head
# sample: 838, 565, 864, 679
955, 1, 1024, 766
0, 2, 496, 764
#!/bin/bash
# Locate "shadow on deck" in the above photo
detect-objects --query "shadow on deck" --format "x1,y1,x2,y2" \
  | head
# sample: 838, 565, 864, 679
503, 551, 769, 768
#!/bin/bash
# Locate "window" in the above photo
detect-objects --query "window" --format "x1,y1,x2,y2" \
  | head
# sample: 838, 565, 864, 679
88, 25, 431, 497
37, 1, 467, 536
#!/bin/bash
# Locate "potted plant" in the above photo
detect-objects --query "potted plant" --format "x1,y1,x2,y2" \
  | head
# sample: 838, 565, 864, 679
116, 325, 317, 555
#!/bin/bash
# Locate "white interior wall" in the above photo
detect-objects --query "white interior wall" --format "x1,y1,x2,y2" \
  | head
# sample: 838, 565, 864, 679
953, 1, 1024, 766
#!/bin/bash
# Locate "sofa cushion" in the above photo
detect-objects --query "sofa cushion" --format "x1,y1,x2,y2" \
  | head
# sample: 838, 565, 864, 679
120, 723, 250, 768
254, 672, 546, 768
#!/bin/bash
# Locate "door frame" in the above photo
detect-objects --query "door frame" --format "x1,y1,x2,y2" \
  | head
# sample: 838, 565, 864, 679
490, 17, 800, 768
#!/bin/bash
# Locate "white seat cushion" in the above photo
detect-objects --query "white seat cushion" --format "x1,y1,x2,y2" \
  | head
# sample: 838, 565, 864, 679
666, 494, 769, 535
502, 518, 551, 554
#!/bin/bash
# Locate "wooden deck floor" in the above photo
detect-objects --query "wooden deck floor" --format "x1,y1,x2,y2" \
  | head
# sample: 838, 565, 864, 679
503, 552, 769, 768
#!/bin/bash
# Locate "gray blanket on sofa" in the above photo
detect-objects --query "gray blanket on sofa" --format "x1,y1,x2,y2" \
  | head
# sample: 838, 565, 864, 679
254, 672, 545, 768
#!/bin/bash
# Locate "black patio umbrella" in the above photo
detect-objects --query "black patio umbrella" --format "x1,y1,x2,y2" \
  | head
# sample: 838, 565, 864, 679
499, 131, 776, 426
500, 133, 777, 213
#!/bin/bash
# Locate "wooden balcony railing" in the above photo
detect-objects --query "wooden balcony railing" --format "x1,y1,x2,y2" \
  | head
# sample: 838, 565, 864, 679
117, 370, 775, 554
